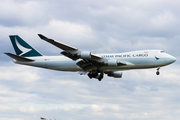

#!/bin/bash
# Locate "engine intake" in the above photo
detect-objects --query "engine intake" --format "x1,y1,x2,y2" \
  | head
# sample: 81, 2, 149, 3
108, 71, 122, 78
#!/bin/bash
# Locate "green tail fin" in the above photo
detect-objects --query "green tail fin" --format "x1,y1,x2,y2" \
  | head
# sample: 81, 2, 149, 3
9, 35, 43, 57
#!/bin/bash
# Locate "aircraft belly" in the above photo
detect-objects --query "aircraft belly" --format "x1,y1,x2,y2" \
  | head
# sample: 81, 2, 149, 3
49, 66, 82, 71
15, 60, 83, 72
100, 66, 132, 71
40, 61, 82, 71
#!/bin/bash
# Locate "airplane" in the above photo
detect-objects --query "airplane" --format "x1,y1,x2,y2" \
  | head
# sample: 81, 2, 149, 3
4, 34, 176, 81
40, 117, 48, 120
40, 117, 53, 120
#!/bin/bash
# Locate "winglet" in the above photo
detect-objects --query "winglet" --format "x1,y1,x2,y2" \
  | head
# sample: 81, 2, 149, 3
38, 34, 48, 40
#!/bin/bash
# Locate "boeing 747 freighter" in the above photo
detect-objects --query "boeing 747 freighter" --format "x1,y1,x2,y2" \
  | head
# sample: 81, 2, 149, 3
5, 34, 176, 81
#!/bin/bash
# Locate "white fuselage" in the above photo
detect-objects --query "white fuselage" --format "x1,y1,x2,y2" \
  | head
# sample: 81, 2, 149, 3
14, 50, 176, 72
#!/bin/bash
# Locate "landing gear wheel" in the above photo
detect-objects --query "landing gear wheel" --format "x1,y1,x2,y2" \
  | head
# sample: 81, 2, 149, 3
156, 68, 160, 75
88, 70, 104, 81
88, 72, 93, 79
98, 74, 104, 81
156, 71, 160, 75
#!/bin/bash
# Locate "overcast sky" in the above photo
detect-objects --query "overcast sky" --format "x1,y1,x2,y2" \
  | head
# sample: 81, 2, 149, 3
0, 0, 180, 120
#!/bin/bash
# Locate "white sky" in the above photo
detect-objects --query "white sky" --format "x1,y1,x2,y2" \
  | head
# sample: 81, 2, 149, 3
0, 0, 180, 120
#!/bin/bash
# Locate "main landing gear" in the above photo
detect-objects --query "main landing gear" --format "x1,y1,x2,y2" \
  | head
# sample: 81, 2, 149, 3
88, 71, 104, 81
156, 68, 160, 75
98, 73, 104, 81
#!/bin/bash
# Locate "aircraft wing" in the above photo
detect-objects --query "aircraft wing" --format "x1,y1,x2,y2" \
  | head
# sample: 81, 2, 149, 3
38, 34, 102, 61
38, 34, 127, 70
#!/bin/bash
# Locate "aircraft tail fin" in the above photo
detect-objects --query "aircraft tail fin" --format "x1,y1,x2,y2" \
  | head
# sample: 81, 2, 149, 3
9, 35, 43, 57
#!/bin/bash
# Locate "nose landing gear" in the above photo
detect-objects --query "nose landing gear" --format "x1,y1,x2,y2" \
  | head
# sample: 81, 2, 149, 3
156, 68, 160, 75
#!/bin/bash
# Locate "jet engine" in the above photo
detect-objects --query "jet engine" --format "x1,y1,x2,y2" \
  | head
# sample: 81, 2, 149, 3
77, 51, 91, 59
103, 60, 118, 66
108, 71, 122, 78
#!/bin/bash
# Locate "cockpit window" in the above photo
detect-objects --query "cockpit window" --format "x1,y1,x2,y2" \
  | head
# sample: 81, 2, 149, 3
161, 51, 165, 53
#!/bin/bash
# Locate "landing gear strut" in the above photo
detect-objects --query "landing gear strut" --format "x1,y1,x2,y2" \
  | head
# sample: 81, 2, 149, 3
156, 68, 160, 75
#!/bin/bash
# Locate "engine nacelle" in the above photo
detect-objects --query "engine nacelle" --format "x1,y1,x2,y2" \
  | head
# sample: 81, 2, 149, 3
103, 60, 118, 66
78, 51, 91, 59
108, 71, 122, 78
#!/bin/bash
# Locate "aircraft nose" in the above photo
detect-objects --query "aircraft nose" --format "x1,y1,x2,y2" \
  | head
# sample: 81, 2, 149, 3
168, 55, 176, 64
171, 56, 176, 63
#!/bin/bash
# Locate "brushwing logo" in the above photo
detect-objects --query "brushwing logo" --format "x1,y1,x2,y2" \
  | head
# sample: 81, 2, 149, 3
155, 56, 160, 60
15, 37, 32, 56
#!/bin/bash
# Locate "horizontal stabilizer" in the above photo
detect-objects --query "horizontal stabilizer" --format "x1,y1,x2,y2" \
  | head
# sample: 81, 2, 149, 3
4, 53, 35, 62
